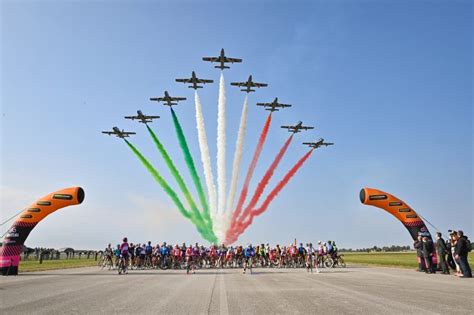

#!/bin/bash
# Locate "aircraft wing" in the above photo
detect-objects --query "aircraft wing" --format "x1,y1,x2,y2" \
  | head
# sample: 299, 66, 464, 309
175, 78, 190, 83
150, 97, 163, 101
203, 57, 219, 62
225, 57, 242, 63
124, 116, 137, 120
254, 82, 268, 88
171, 97, 186, 101
144, 115, 160, 119
301, 126, 314, 130
302, 142, 313, 145
230, 82, 245, 87
101, 131, 115, 135
198, 79, 214, 83
279, 104, 291, 107
256, 103, 268, 106
122, 132, 136, 136
281, 126, 294, 129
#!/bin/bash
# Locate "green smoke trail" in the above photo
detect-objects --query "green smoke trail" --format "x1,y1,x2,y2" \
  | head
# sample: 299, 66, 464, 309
170, 108, 212, 228
124, 139, 215, 242
146, 125, 216, 241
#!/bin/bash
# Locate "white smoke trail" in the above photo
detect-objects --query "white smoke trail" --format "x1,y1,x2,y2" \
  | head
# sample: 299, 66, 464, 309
216, 72, 227, 242
226, 95, 248, 214
194, 91, 217, 224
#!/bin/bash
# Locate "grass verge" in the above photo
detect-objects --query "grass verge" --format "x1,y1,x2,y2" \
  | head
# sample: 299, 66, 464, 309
19, 258, 98, 272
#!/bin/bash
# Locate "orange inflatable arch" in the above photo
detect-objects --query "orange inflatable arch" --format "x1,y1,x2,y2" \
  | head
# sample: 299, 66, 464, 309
359, 187, 432, 241
0, 187, 84, 275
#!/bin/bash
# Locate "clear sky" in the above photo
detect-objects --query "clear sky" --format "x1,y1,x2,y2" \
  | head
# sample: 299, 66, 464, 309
1, 0, 472, 249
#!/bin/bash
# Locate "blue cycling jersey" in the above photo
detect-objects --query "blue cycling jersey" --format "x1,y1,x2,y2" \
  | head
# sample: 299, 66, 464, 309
244, 247, 255, 258
161, 247, 169, 256
145, 245, 152, 254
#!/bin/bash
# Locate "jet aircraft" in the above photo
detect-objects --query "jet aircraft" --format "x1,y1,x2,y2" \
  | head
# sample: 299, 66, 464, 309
175, 71, 213, 89
150, 91, 186, 106
281, 121, 314, 133
124, 110, 160, 124
303, 138, 334, 148
202, 48, 242, 70
102, 127, 136, 138
256, 97, 291, 112
231, 75, 268, 93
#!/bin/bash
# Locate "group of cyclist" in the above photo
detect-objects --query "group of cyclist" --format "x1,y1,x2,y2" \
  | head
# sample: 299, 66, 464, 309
102, 237, 344, 275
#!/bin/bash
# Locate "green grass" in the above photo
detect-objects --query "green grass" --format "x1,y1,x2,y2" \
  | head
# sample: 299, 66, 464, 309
19, 258, 98, 272
342, 252, 474, 269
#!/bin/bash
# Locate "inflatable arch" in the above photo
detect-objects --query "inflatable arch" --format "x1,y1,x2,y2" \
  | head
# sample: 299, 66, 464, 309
359, 187, 432, 241
0, 187, 84, 275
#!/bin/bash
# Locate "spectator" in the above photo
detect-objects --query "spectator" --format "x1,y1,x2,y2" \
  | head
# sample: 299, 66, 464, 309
435, 232, 449, 274
422, 236, 435, 274
413, 235, 425, 272
454, 230, 472, 278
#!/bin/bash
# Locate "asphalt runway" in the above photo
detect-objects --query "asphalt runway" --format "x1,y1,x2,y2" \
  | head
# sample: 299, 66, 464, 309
1, 266, 472, 314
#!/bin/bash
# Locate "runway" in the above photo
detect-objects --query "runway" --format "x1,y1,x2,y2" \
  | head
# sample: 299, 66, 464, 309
1, 266, 472, 314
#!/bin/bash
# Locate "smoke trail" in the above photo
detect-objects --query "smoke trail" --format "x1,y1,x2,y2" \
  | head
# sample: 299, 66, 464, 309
226, 94, 249, 214
146, 125, 213, 238
226, 149, 314, 244
238, 134, 294, 224
229, 113, 272, 229
194, 91, 217, 226
217, 72, 226, 217
253, 149, 313, 216
170, 108, 211, 229
124, 139, 214, 242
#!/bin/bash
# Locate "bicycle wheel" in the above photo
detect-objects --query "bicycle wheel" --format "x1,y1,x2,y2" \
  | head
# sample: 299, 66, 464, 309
324, 257, 334, 268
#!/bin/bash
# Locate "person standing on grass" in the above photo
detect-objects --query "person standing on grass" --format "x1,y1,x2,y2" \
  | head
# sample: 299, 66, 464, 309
454, 230, 472, 278
435, 232, 449, 274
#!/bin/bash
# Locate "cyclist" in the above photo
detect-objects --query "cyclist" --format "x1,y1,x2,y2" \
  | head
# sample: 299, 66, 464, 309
104, 244, 113, 268
259, 244, 266, 266
119, 237, 130, 274
144, 241, 153, 268
160, 242, 170, 268
185, 245, 195, 274
305, 243, 320, 273
243, 244, 256, 274
113, 244, 121, 268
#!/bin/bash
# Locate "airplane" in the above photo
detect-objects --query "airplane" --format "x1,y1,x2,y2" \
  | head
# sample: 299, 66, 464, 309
150, 91, 186, 106
102, 127, 136, 138
202, 48, 242, 70
124, 110, 160, 124
256, 97, 292, 112
230, 75, 268, 93
303, 138, 334, 149
175, 71, 213, 89
281, 121, 314, 133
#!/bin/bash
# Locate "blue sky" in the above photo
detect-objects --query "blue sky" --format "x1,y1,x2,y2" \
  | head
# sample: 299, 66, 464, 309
1, 0, 472, 249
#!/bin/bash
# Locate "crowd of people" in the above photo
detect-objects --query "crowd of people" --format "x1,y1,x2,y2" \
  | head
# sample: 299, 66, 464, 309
100, 239, 344, 275
414, 230, 472, 278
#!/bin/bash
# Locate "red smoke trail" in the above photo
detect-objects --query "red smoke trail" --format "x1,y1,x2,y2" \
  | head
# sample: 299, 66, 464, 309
226, 149, 314, 244
227, 113, 272, 237
237, 134, 294, 225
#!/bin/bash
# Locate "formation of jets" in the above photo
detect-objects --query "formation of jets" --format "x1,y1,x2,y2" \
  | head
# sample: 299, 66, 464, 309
124, 110, 160, 124
176, 71, 213, 90
150, 91, 186, 107
257, 97, 291, 112
281, 121, 315, 134
203, 48, 242, 70
102, 127, 136, 138
231, 75, 268, 93
303, 138, 334, 149
103, 48, 333, 149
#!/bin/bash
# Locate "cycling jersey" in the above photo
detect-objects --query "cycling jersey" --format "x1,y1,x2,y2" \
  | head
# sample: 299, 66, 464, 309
185, 248, 193, 257
160, 246, 169, 256
145, 245, 152, 254
244, 247, 256, 258
120, 242, 129, 255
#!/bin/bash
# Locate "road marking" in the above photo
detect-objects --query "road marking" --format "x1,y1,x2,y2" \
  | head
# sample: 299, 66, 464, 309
219, 271, 229, 315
